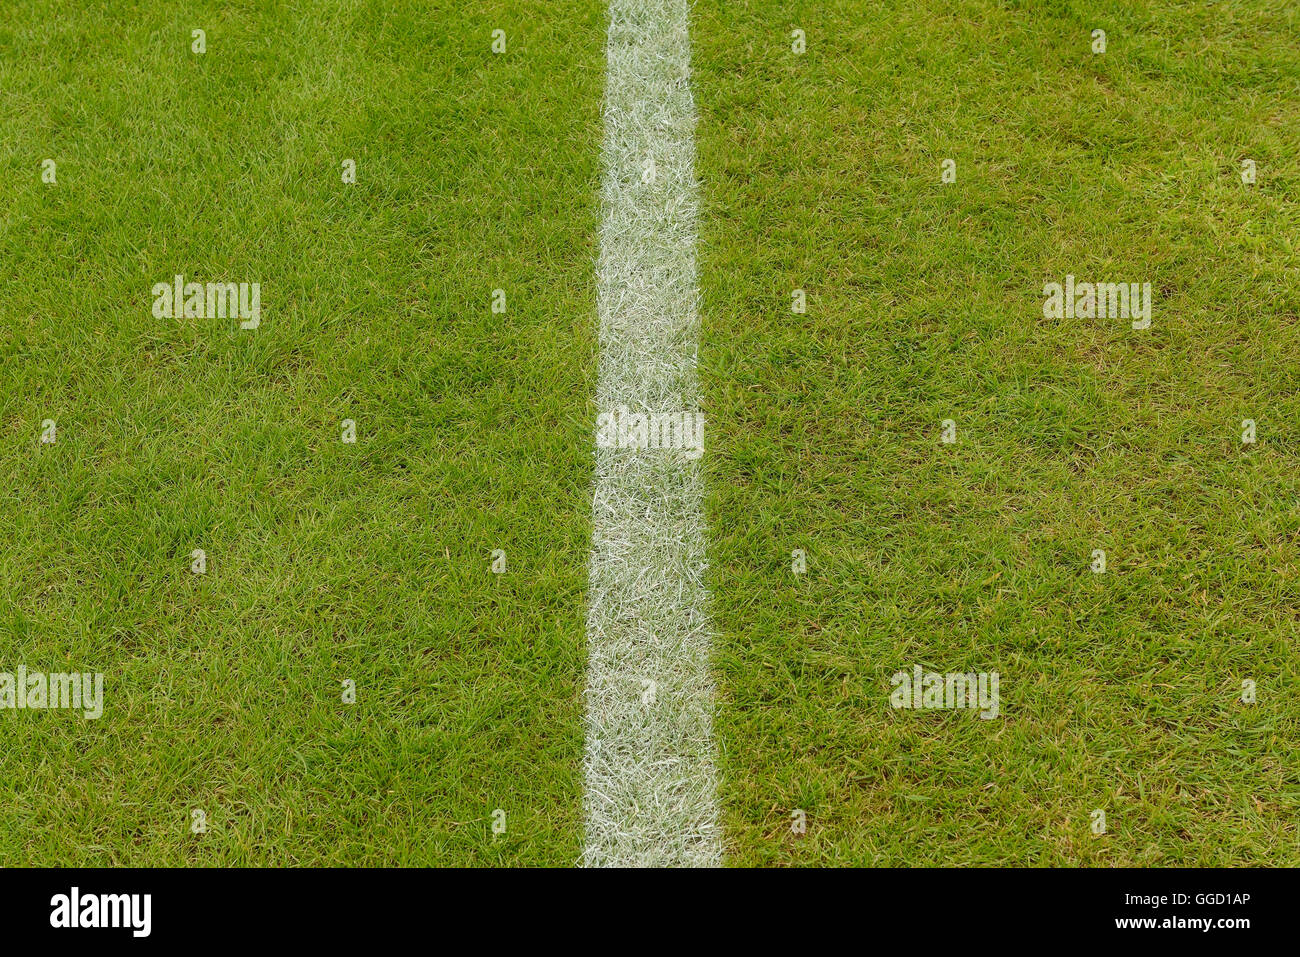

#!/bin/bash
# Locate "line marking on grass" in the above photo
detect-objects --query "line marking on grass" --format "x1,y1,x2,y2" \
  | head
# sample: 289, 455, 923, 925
582, 0, 720, 867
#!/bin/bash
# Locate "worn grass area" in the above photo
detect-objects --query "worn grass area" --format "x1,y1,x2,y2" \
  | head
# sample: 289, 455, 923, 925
0, 0, 603, 865
696, 0, 1300, 865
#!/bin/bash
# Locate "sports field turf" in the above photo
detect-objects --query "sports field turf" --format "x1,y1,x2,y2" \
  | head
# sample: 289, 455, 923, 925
0, 0, 603, 865
1, 0, 1297, 866
697, 0, 1300, 864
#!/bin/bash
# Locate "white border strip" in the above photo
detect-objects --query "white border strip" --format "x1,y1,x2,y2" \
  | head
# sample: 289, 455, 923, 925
582, 0, 720, 867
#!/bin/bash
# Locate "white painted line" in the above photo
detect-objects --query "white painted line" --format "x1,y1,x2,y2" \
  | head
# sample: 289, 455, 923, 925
582, 0, 720, 867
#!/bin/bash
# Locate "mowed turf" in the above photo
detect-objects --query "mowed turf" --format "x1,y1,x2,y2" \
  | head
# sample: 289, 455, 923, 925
0, 0, 603, 864
696, 0, 1300, 864
3, 0, 1297, 871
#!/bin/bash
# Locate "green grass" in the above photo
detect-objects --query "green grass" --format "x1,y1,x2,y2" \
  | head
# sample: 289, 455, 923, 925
696, 0, 1300, 865
0, 0, 603, 865
2, 0, 1297, 868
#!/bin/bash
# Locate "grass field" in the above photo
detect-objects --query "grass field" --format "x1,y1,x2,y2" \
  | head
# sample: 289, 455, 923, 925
697, 0, 1300, 864
1, 0, 1298, 866
0, 0, 603, 865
